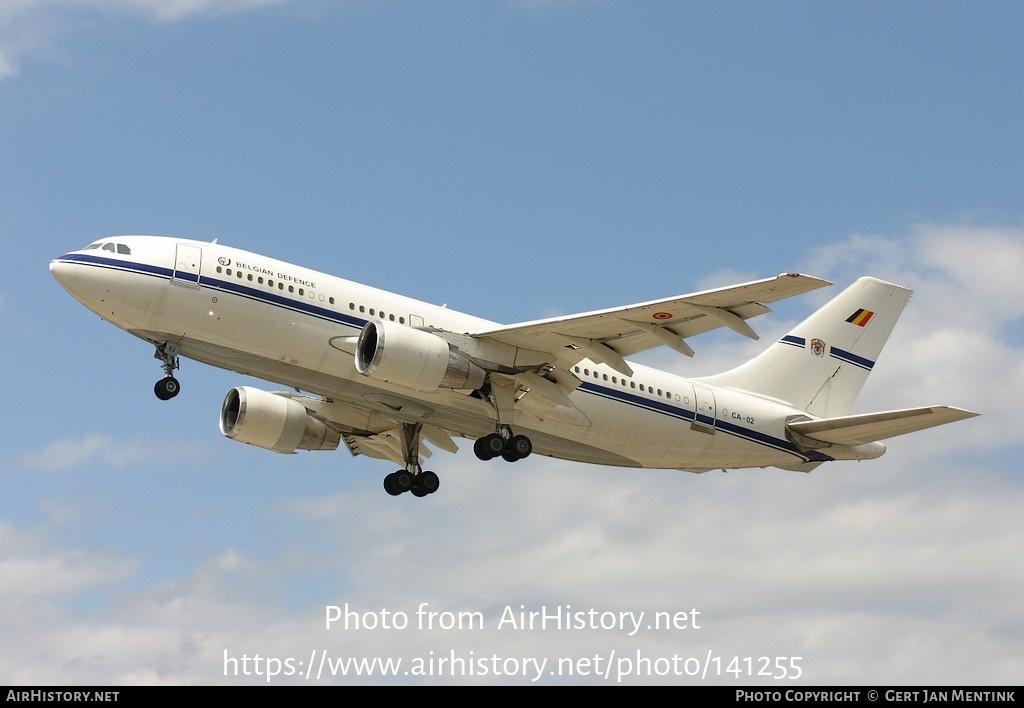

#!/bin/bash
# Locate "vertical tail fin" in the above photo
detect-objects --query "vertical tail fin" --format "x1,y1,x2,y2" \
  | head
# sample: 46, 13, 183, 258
697, 277, 912, 417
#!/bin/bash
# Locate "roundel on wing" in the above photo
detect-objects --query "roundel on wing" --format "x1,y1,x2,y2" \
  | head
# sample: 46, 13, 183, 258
652, 312, 673, 320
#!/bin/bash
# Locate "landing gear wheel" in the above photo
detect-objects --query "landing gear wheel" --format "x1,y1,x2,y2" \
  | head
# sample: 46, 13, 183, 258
475, 431, 533, 462
382, 423, 442, 499
383, 473, 403, 496
474, 437, 493, 460
417, 471, 440, 495
509, 434, 532, 459
393, 470, 413, 492
153, 342, 181, 400
475, 433, 505, 460
154, 376, 180, 400
384, 470, 414, 495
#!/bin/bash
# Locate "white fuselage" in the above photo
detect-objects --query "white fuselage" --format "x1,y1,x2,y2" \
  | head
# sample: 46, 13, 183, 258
50, 236, 866, 471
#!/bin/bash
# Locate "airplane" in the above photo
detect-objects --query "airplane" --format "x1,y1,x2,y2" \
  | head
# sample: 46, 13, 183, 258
49, 235, 978, 497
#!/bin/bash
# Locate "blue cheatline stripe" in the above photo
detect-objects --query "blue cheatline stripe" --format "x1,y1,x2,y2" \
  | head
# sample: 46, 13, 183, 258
715, 418, 833, 462
56, 254, 368, 330
781, 335, 806, 348
58, 253, 173, 278
579, 381, 694, 422
205, 272, 366, 329
829, 346, 875, 371
577, 381, 833, 464
59, 255, 834, 465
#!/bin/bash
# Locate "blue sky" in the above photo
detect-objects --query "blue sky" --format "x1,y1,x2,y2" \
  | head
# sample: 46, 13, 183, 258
2, 0, 1022, 685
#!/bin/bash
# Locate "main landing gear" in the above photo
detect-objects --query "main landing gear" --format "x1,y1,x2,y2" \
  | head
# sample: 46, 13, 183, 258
473, 425, 533, 462
153, 342, 181, 400
473, 377, 533, 463
383, 422, 440, 498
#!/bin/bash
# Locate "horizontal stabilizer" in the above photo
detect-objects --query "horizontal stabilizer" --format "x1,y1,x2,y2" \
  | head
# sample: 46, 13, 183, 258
788, 406, 979, 446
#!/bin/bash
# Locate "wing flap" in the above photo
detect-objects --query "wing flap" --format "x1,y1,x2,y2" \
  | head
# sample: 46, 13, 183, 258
787, 406, 979, 446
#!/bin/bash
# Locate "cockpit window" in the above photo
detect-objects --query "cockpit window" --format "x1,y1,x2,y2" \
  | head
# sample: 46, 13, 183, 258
83, 241, 131, 254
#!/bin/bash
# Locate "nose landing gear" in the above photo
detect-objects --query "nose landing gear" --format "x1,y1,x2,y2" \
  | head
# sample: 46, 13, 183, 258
153, 342, 181, 400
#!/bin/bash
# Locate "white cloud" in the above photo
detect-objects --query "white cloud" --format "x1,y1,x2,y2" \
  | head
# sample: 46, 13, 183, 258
101, 0, 287, 23
19, 433, 214, 471
0, 520, 136, 605
1, 460, 1021, 684
0, 0, 288, 79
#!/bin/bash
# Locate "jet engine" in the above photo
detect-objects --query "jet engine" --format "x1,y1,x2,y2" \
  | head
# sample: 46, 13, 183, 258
355, 319, 486, 391
219, 386, 341, 453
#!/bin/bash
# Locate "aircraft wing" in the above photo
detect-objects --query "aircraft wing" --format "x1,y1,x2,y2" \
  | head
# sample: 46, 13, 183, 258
470, 273, 831, 375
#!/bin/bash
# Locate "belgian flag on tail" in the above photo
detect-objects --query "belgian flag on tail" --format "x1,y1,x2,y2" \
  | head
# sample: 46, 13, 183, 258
846, 308, 875, 327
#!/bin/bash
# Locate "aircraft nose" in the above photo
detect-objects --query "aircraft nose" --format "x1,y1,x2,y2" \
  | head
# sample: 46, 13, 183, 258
49, 257, 77, 290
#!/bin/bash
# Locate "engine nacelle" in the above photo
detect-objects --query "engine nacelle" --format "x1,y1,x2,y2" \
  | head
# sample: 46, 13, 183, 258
219, 386, 341, 453
355, 319, 486, 391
